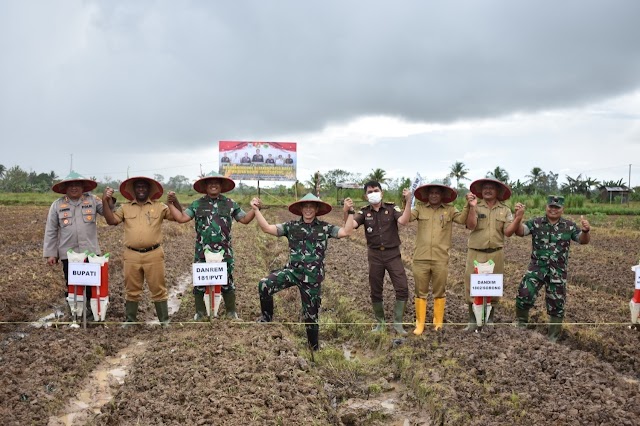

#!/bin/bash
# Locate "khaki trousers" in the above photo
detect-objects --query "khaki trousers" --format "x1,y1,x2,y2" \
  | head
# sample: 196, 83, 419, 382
123, 247, 167, 302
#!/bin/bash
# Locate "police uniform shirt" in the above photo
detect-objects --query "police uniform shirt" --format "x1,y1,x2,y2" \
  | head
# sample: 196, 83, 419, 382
43, 194, 104, 260
354, 203, 402, 250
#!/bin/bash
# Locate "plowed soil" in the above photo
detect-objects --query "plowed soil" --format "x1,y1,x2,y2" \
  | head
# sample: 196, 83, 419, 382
1, 204, 640, 425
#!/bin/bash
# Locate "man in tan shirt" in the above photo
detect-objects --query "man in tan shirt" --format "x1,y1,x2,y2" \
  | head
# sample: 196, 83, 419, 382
411, 183, 472, 334
463, 178, 514, 331
103, 176, 175, 326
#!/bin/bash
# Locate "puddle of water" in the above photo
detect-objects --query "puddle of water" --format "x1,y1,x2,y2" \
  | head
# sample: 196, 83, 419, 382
167, 273, 193, 315
48, 341, 148, 426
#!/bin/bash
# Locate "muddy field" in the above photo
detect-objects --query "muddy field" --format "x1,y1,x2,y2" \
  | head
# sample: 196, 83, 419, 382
1, 203, 640, 425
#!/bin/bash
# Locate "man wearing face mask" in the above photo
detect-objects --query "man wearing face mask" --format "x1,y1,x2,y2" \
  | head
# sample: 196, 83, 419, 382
348, 181, 412, 335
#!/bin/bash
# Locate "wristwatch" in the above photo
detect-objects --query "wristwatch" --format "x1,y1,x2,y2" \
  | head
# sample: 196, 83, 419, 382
347, 209, 355, 215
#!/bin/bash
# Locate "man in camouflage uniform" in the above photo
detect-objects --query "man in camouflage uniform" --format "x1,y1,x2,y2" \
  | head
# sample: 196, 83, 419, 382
506, 195, 591, 342
168, 172, 258, 320
252, 193, 355, 350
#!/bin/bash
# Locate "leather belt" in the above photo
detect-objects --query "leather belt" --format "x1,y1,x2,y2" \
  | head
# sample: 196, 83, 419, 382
474, 247, 503, 253
127, 244, 160, 253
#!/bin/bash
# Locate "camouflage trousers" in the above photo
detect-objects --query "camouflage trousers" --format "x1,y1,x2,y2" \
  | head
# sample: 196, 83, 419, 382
193, 257, 235, 295
515, 264, 567, 318
258, 267, 322, 331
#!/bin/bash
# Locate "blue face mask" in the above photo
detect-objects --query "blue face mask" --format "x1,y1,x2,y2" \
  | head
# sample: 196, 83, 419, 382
367, 192, 382, 205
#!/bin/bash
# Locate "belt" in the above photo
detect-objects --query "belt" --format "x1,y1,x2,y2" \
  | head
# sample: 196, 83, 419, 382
127, 244, 160, 253
474, 247, 503, 253
371, 246, 397, 251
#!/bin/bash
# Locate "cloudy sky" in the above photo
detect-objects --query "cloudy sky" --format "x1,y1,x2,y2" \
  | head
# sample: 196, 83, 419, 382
2, 0, 640, 189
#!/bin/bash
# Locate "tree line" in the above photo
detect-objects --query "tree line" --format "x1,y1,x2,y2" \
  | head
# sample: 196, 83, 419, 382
0, 163, 634, 201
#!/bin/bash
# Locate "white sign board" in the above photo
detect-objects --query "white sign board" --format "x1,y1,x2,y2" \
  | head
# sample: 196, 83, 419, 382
635, 269, 640, 290
193, 262, 228, 286
68, 263, 101, 286
470, 274, 504, 297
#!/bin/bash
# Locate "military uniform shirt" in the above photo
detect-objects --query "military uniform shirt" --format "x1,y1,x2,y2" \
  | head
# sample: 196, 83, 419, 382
523, 216, 581, 268
184, 194, 246, 261
43, 194, 104, 260
467, 199, 514, 249
410, 202, 466, 262
275, 218, 340, 283
112, 200, 173, 249
354, 203, 402, 249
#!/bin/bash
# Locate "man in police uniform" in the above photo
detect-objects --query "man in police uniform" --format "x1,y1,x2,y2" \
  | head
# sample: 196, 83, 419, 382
167, 171, 258, 320
252, 193, 355, 350
506, 195, 591, 342
349, 181, 412, 335
44, 171, 109, 316
462, 178, 514, 331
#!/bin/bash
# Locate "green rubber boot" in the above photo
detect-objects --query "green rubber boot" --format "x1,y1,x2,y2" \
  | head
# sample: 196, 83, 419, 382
548, 316, 563, 343
122, 301, 139, 328
193, 291, 207, 321
515, 307, 530, 329
372, 302, 386, 333
463, 303, 477, 332
222, 291, 239, 320
392, 300, 408, 335
154, 301, 170, 327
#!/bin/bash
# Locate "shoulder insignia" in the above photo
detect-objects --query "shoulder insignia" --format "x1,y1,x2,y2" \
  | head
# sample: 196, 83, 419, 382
393, 205, 401, 212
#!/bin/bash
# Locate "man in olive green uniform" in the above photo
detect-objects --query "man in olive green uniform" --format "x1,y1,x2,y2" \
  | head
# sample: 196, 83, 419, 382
507, 196, 591, 342
168, 171, 258, 320
463, 178, 514, 331
411, 183, 472, 334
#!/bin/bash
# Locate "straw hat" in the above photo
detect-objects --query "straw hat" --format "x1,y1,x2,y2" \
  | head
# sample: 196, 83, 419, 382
193, 171, 235, 194
52, 171, 97, 194
469, 178, 512, 201
288, 193, 332, 216
414, 183, 457, 204
119, 176, 164, 201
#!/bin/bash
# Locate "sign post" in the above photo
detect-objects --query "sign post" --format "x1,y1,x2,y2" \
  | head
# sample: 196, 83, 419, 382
68, 262, 101, 328
193, 263, 228, 321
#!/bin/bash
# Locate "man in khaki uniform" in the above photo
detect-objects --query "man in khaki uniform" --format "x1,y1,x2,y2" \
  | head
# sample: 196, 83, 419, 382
103, 176, 175, 326
411, 183, 472, 334
463, 178, 514, 331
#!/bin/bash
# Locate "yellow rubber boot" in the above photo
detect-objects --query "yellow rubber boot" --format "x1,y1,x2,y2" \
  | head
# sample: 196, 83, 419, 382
413, 298, 427, 335
433, 298, 446, 331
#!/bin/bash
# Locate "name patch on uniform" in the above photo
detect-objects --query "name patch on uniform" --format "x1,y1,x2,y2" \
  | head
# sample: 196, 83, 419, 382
68, 263, 101, 286
470, 274, 503, 297
193, 262, 228, 286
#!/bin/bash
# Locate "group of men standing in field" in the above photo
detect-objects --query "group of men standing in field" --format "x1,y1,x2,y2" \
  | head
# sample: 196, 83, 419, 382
43, 170, 591, 349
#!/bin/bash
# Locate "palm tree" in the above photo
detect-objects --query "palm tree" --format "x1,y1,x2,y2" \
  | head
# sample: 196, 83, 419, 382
367, 168, 387, 184
486, 166, 509, 183
525, 167, 544, 193
449, 161, 469, 188
305, 171, 324, 196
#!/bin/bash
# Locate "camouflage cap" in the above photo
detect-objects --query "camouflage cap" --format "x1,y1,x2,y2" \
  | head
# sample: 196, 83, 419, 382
547, 195, 565, 208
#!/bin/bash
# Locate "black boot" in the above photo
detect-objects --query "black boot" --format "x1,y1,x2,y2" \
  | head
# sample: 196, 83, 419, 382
548, 316, 563, 343
306, 326, 319, 351
257, 296, 274, 322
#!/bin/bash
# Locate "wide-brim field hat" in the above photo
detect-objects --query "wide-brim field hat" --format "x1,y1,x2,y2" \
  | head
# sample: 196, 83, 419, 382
52, 171, 98, 194
415, 183, 458, 204
470, 178, 512, 201
193, 171, 235, 194
288, 193, 332, 216
119, 176, 164, 201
